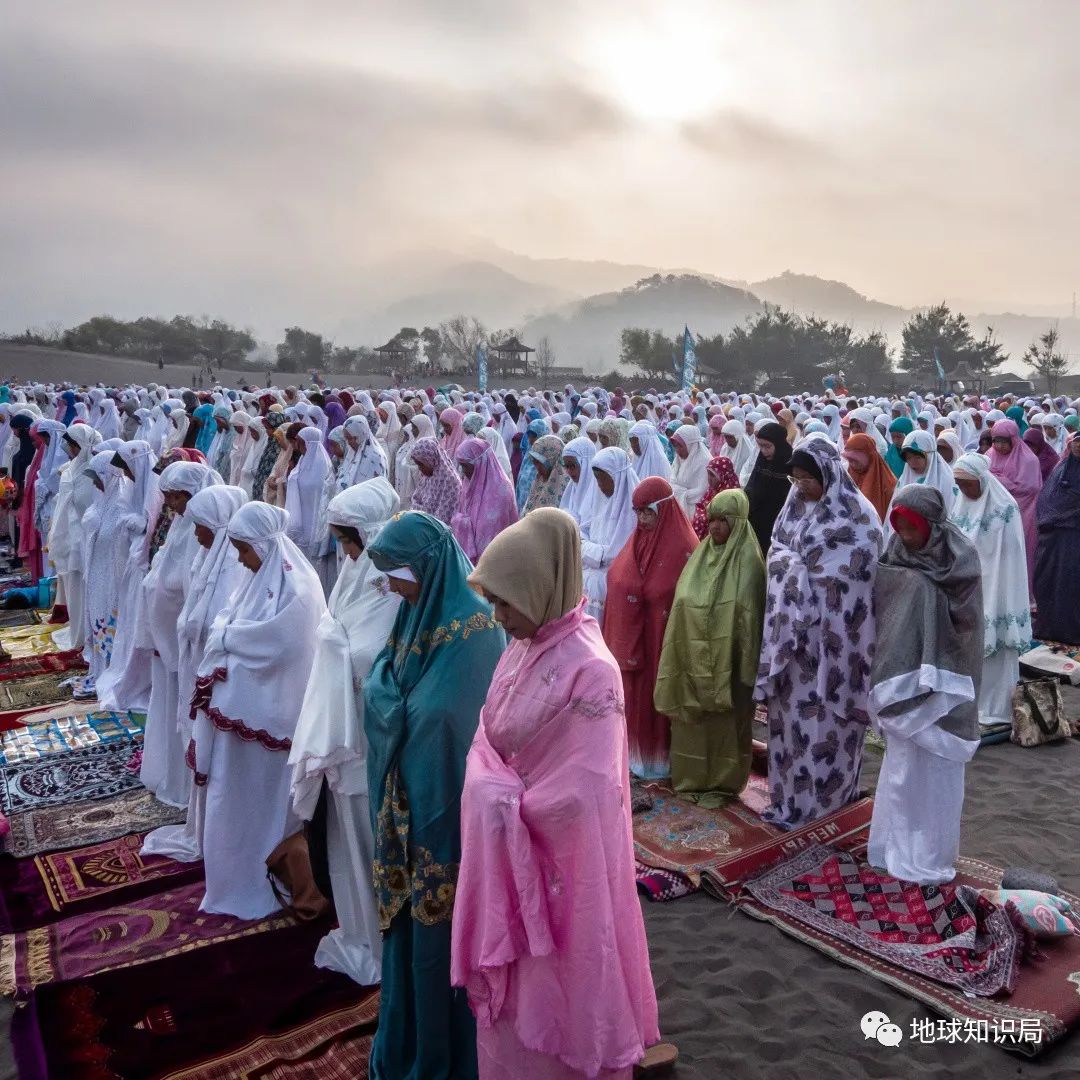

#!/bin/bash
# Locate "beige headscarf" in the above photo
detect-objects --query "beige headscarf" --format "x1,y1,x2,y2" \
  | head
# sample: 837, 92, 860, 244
468, 507, 583, 627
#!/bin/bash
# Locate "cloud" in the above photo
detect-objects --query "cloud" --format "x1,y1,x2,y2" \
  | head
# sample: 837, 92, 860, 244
680, 109, 834, 167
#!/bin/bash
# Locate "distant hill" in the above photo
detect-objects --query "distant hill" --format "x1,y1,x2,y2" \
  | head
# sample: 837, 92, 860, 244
750, 271, 907, 330
524, 274, 762, 372
334, 259, 576, 344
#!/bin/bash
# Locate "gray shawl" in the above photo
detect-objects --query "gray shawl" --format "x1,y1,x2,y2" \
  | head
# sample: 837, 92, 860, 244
871, 484, 984, 742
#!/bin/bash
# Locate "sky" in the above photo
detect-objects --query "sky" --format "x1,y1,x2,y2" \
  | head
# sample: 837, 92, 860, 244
2, 0, 1077, 338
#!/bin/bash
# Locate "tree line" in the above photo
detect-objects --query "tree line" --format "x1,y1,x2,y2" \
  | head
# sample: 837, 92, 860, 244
4, 302, 1072, 392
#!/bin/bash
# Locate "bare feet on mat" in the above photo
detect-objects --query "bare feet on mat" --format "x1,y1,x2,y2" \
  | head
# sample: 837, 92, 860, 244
635, 1042, 678, 1075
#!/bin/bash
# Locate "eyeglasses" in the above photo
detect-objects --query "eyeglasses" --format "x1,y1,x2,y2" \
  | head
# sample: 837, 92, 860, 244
787, 474, 818, 487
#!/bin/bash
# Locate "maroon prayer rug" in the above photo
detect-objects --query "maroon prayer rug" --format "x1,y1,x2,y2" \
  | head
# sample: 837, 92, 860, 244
36, 832, 198, 913
0, 880, 295, 994
15, 917, 376, 1080
0, 648, 86, 683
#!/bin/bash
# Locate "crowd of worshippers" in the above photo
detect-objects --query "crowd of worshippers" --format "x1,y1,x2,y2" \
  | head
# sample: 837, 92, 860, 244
1, 376, 1078, 1079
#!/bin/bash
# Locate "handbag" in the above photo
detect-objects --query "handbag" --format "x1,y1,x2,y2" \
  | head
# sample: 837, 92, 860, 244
1010, 678, 1068, 747
265, 831, 330, 920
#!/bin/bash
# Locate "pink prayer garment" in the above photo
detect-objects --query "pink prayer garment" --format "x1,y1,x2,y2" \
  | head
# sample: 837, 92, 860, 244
452, 600, 659, 1079
987, 419, 1042, 589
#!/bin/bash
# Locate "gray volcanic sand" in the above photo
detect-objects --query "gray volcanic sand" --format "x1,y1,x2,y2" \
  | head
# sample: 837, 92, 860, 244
641, 705, 1080, 1080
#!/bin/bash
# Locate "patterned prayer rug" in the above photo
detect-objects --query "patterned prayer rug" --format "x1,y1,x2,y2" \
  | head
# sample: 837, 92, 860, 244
726, 835, 1080, 1055
5, 788, 185, 857
0, 740, 143, 815
698, 797, 874, 895
0, 710, 144, 765
632, 775, 782, 889
0, 833, 201, 932
0, 671, 74, 713
164, 1001, 379, 1080
635, 861, 698, 902
0, 610, 40, 628
744, 845, 1023, 997
0, 648, 87, 684
0, 880, 296, 993
36, 833, 200, 913
255, 1031, 373, 1079
18, 917, 372, 1080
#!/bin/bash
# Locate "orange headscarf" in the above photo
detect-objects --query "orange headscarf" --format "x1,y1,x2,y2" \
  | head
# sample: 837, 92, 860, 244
842, 432, 896, 522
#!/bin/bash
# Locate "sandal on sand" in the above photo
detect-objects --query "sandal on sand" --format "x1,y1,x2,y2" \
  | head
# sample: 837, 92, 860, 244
635, 1043, 678, 1076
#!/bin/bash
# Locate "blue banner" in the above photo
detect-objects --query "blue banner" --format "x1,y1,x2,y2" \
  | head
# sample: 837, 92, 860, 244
681, 325, 697, 391
477, 345, 488, 393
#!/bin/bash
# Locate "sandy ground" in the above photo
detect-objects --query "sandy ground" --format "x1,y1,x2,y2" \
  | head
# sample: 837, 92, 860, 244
0, 621, 1073, 1080
642, 701, 1080, 1080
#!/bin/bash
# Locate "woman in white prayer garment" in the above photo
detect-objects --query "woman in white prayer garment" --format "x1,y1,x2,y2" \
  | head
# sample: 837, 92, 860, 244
669, 424, 711, 520
580, 447, 639, 623
189, 502, 326, 919
47, 425, 102, 652
949, 453, 1030, 728
139, 461, 222, 808
95, 441, 160, 713
142, 484, 250, 863
289, 477, 402, 985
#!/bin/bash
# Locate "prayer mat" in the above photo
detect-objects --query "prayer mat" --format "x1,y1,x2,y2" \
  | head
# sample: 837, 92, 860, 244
635, 861, 698, 902
38, 833, 201, 914
15, 917, 373, 1080
254, 1031, 373, 1079
632, 775, 784, 889
0, 833, 201, 933
0, 710, 144, 765
6, 699, 107, 729
0, 671, 73, 713
0, 740, 143, 815
0, 648, 87, 684
698, 796, 874, 896
0, 880, 297, 994
0, 625, 66, 658
0, 610, 39, 628
745, 845, 1023, 997
734, 849, 1080, 1057
163, 1001, 378, 1080
5, 787, 185, 857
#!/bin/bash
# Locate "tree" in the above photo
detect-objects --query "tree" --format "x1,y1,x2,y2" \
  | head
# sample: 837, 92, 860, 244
619, 328, 677, 381
439, 315, 487, 373
900, 303, 1004, 381
420, 326, 444, 369
845, 330, 893, 393
1024, 326, 1070, 395
276, 327, 325, 372
535, 336, 556, 386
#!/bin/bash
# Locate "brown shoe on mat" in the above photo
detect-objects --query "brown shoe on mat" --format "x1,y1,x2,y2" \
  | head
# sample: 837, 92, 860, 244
635, 1042, 678, 1076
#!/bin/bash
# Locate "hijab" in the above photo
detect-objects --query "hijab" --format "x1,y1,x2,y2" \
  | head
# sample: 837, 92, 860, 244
842, 431, 896, 523
691, 456, 739, 540
450, 436, 518, 562
885, 416, 914, 478
743, 421, 794, 551
950, 453, 1030, 655
290, 477, 403, 820
409, 437, 462, 525
604, 478, 698, 672
469, 506, 584, 627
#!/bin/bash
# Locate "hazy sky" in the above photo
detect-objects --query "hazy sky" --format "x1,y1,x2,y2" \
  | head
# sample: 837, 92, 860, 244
2, 0, 1077, 336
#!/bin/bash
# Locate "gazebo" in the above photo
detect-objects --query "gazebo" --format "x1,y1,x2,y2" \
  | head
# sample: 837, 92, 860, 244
489, 336, 534, 378
945, 359, 984, 397
374, 339, 408, 371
